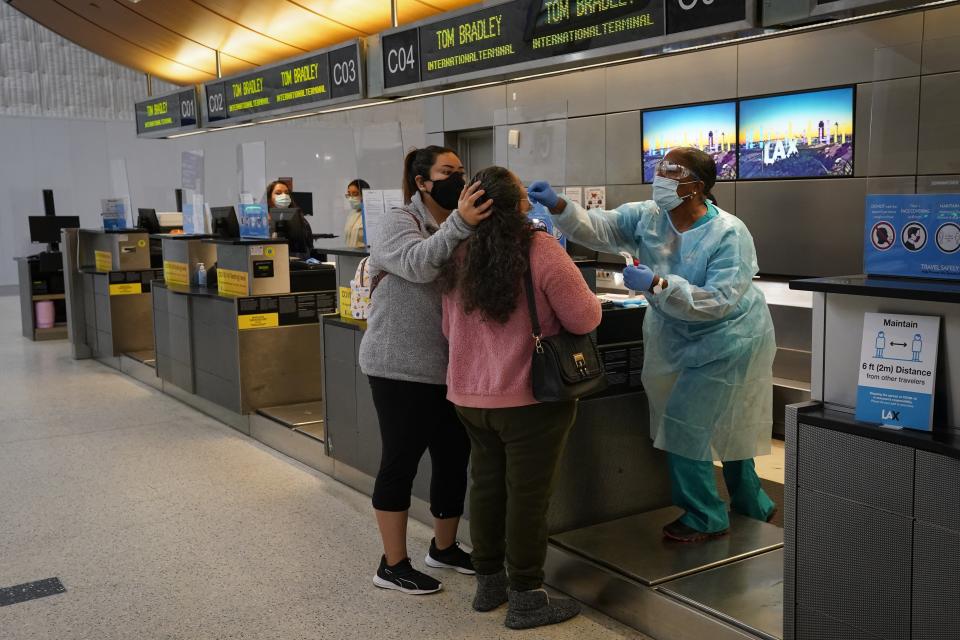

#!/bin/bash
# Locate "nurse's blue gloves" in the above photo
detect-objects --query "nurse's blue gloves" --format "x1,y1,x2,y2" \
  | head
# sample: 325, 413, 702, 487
623, 265, 656, 292
528, 181, 559, 208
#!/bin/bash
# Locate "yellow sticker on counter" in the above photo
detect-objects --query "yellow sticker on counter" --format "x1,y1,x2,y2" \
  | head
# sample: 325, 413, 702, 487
264, 246, 276, 258
217, 267, 249, 297
237, 312, 280, 330
137, 239, 147, 248
339, 286, 352, 319
94, 250, 112, 273
163, 260, 189, 286
109, 283, 143, 296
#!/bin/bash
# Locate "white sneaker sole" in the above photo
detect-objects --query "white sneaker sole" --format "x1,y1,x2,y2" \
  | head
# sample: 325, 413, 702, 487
373, 575, 442, 595
424, 553, 476, 575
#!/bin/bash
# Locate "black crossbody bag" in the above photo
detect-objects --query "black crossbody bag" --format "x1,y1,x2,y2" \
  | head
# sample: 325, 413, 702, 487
523, 263, 608, 402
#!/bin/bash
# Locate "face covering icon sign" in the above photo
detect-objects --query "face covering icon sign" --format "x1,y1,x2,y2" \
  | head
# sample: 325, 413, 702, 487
871, 221, 895, 251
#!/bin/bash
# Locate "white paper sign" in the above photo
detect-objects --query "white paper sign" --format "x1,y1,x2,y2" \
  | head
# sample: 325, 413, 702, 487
585, 186, 606, 210
564, 187, 584, 207
361, 190, 386, 248
856, 312, 940, 431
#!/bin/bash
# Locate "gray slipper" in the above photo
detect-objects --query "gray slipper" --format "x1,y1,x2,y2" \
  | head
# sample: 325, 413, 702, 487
473, 571, 508, 612
504, 588, 581, 630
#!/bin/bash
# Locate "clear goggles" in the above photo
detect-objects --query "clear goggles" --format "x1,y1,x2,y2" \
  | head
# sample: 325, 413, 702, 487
654, 160, 699, 181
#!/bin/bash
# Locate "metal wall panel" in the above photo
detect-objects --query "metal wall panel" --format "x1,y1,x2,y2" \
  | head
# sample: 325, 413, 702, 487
912, 521, 960, 640
855, 78, 920, 177
507, 67, 606, 122
565, 116, 605, 187
917, 174, 960, 192
921, 4, 960, 75
914, 450, 960, 533
918, 71, 960, 175
505, 119, 567, 186
606, 184, 650, 207
738, 13, 923, 96
604, 111, 642, 185
795, 605, 885, 640
423, 96, 444, 134
866, 176, 915, 193
798, 424, 914, 515
736, 179, 867, 277
712, 182, 736, 213
796, 487, 912, 640
605, 47, 737, 113
442, 85, 506, 132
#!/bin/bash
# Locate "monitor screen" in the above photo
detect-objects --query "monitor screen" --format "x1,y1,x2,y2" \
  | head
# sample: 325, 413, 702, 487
642, 101, 738, 183
28, 216, 80, 244
137, 208, 160, 233
290, 191, 313, 216
738, 86, 854, 180
210, 206, 240, 239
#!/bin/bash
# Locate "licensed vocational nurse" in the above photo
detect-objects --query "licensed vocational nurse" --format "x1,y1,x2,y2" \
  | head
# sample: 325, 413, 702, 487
528, 147, 777, 543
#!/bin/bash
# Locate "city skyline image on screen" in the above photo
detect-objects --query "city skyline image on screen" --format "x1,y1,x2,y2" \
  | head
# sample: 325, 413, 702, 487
738, 86, 854, 179
642, 101, 738, 182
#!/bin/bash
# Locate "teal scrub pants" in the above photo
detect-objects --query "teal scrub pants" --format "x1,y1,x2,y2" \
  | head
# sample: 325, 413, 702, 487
668, 453, 776, 533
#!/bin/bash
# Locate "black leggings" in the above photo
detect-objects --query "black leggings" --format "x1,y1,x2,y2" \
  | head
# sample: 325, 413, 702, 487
369, 376, 471, 519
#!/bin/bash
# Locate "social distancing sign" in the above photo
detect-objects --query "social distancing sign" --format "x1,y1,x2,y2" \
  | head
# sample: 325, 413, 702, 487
856, 312, 940, 431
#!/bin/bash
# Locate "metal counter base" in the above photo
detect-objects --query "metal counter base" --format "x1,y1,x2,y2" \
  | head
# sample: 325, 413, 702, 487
547, 506, 784, 640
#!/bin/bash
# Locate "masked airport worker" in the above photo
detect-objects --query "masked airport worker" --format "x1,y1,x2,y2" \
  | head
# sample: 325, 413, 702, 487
528, 147, 777, 543
344, 178, 371, 248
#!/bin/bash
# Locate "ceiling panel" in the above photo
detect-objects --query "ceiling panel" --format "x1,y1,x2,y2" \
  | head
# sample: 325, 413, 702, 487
9, 0, 481, 85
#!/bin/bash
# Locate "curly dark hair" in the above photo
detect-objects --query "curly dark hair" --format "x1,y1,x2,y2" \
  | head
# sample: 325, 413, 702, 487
439, 166, 533, 324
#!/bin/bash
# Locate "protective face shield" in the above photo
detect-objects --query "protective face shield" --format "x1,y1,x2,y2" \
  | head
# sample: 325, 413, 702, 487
425, 172, 465, 210
346, 196, 362, 211
274, 193, 292, 208
652, 160, 700, 212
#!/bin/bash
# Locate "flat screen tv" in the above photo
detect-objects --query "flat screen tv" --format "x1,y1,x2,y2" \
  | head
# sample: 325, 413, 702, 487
642, 101, 738, 183
738, 86, 854, 180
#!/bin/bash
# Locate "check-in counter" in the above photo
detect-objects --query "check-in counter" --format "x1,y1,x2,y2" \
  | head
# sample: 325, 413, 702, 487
319, 305, 671, 535
151, 236, 337, 436
63, 229, 162, 370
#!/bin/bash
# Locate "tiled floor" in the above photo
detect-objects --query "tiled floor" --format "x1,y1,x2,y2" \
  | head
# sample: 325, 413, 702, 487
0, 297, 649, 640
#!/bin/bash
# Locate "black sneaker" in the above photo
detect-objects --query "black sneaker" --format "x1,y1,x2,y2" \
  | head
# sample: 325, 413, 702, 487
373, 556, 442, 595
424, 538, 476, 575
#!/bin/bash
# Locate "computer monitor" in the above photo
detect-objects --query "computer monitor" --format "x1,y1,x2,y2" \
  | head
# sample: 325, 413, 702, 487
270, 208, 311, 255
291, 191, 313, 216
28, 215, 80, 251
137, 208, 160, 234
210, 206, 240, 239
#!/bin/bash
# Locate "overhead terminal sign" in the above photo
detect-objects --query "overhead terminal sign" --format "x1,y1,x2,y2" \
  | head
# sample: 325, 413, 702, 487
204, 41, 363, 125
135, 88, 198, 137
382, 0, 665, 88
418, 0, 665, 82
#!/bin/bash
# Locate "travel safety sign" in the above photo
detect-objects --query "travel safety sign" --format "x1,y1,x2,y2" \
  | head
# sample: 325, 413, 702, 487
856, 312, 940, 431
864, 194, 960, 281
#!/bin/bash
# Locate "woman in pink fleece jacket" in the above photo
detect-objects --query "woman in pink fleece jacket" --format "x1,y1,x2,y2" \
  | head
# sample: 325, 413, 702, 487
440, 166, 601, 630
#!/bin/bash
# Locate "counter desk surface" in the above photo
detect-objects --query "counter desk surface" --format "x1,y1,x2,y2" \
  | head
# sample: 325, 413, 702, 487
791, 274, 960, 303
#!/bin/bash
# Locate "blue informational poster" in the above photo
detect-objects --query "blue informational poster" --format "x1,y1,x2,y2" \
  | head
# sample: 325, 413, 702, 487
856, 312, 940, 431
864, 194, 960, 280
239, 203, 269, 238
527, 201, 566, 247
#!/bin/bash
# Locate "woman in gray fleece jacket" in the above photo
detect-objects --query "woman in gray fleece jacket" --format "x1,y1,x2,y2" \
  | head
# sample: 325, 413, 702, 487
359, 146, 492, 595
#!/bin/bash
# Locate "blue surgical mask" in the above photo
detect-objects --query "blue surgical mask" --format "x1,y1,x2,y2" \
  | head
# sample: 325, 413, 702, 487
652, 176, 693, 212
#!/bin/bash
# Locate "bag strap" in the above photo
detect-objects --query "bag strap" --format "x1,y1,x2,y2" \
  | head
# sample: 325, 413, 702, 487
369, 209, 426, 297
523, 266, 541, 340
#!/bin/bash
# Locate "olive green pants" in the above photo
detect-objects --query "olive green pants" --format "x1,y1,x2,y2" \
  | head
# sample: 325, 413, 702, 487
456, 401, 577, 591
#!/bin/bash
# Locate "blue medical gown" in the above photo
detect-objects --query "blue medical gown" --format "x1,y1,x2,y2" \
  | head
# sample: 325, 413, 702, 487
554, 199, 776, 461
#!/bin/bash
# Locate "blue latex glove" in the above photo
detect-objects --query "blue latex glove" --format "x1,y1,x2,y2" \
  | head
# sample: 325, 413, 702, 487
622, 265, 656, 293
528, 181, 559, 209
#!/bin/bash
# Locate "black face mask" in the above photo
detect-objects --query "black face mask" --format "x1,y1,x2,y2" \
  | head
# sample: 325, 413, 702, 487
425, 172, 465, 210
